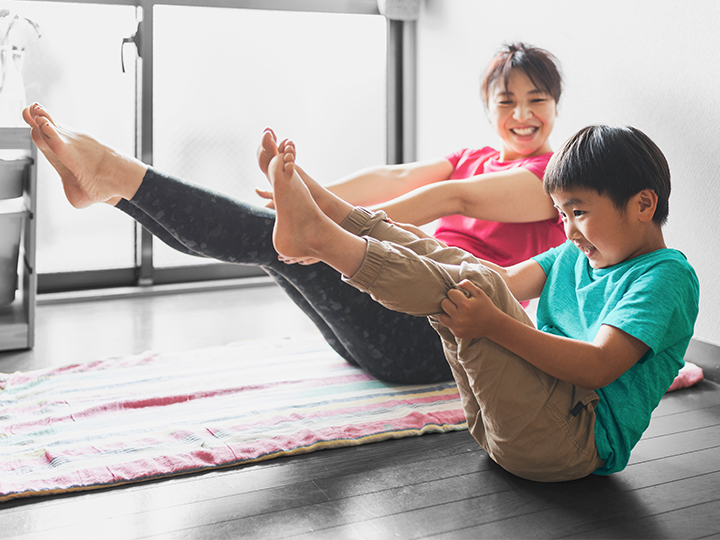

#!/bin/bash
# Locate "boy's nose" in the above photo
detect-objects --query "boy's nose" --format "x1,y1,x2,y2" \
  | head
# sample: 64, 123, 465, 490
564, 221, 580, 240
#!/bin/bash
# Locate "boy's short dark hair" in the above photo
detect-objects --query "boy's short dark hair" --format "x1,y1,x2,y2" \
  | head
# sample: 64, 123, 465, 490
480, 43, 562, 109
544, 125, 671, 225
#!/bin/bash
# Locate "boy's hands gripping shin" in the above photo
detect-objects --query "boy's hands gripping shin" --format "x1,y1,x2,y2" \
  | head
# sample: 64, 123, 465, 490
438, 280, 499, 339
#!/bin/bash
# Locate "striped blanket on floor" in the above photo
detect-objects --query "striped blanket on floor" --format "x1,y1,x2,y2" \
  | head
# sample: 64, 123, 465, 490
0, 335, 466, 502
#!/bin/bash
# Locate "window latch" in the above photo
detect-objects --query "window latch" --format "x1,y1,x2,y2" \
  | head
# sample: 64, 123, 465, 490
121, 23, 141, 73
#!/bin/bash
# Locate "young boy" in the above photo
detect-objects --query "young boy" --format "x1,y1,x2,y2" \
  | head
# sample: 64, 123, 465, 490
264, 125, 699, 482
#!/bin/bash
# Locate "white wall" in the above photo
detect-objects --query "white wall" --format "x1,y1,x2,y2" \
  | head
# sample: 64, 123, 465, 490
415, 0, 720, 346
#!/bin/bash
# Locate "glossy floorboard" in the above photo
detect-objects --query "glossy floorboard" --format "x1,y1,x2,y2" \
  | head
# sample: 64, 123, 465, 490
1, 282, 719, 539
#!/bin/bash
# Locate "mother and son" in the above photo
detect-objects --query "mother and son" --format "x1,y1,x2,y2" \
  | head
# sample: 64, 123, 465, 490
23, 43, 698, 482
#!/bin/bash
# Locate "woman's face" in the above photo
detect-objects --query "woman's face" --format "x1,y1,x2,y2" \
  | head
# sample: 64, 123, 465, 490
487, 69, 557, 162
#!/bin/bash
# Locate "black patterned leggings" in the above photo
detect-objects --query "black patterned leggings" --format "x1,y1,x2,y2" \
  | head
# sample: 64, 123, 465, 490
115, 168, 451, 384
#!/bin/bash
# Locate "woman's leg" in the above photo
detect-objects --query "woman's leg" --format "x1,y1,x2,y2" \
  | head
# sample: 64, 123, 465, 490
116, 196, 360, 361
24, 105, 450, 384
122, 168, 450, 383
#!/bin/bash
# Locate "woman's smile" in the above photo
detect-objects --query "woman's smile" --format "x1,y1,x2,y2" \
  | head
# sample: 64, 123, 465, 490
487, 70, 557, 162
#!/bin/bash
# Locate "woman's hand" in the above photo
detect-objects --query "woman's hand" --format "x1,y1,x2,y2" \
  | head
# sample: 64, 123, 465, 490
278, 255, 321, 266
437, 280, 497, 339
255, 188, 276, 209
389, 220, 447, 244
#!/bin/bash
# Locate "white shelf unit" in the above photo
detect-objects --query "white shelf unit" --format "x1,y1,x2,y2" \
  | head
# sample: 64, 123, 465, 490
0, 128, 37, 351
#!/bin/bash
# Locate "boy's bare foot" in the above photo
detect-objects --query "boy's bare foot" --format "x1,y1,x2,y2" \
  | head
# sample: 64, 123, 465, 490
22, 103, 147, 208
267, 139, 327, 261
258, 128, 353, 225
268, 139, 367, 277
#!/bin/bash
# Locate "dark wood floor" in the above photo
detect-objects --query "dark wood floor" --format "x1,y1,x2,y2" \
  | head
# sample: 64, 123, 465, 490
1, 282, 719, 539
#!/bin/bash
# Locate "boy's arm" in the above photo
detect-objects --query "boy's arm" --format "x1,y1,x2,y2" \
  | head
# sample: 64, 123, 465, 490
473, 258, 548, 304
439, 280, 649, 389
374, 168, 557, 226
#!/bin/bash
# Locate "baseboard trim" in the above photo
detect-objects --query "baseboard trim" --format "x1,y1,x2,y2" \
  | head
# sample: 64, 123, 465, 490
37, 276, 276, 305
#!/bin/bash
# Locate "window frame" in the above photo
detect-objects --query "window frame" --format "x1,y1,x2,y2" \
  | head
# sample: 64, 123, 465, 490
36, 0, 416, 294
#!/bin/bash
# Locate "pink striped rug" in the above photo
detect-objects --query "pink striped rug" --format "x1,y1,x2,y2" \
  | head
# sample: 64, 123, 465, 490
0, 336, 466, 501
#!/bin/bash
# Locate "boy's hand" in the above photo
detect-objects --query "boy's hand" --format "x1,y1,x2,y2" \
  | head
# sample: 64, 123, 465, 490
438, 280, 496, 339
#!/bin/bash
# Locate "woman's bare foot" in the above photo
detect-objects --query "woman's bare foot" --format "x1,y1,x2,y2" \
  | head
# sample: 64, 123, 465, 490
22, 106, 92, 208
22, 103, 147, 208
267, 140, 366, 277
256, 128, 277, 175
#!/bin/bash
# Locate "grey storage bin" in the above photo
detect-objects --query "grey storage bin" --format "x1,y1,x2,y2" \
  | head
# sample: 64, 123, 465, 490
0, 157, 30, 199
0, 128, 36, 350
0, 157, 30, 307
0, 206, 25, 306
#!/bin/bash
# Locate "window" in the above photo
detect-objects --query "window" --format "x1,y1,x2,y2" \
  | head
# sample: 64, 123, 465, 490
152, 6, 386, 268
11, 0, 400, 293
18, 2, 138, 275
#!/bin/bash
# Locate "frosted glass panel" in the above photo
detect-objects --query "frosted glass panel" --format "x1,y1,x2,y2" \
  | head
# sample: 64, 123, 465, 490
152, 6, 386, 268
15, 1, 137, 273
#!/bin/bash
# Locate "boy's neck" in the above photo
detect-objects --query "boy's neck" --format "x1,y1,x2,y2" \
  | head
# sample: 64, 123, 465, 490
622, 225, 667, 263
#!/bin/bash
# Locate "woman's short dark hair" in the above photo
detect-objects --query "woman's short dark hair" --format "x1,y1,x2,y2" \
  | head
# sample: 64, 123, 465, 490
480, 43, 563, 108
544, 125, 671, 225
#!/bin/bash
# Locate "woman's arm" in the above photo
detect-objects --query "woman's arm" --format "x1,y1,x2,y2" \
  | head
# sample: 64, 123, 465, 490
374, 167, 558, 226
306, 158, 454, 207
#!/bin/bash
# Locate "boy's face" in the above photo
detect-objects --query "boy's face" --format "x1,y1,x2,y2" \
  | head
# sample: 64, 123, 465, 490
552, 188, 648, 269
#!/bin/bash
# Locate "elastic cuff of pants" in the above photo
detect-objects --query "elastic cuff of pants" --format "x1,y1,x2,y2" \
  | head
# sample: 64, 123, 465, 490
129, 166, 158, 205
340, 207, 388, 236
115, 198, 132, 212
342, 236, 388, 292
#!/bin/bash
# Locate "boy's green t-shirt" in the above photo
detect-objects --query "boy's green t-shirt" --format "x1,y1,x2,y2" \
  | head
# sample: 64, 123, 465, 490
532, 240, 699, 475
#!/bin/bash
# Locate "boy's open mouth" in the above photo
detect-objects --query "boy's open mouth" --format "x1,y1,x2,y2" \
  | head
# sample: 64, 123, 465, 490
576, 243, 596, 257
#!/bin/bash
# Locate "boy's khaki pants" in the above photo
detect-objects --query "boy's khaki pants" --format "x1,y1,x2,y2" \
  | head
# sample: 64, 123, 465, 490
341, 208, 604, 482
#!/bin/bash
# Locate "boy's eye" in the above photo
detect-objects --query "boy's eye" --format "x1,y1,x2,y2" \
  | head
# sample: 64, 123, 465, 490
573, 210, 585, 217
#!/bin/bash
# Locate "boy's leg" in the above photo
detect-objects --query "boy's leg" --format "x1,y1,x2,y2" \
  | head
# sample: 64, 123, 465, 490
336, 208, 603, 481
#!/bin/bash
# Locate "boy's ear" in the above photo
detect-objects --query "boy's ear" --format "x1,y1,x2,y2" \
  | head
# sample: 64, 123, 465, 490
636, 189, 658, 223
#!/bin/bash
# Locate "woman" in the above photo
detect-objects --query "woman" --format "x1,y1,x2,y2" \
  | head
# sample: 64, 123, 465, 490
23, 43, 565, 384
